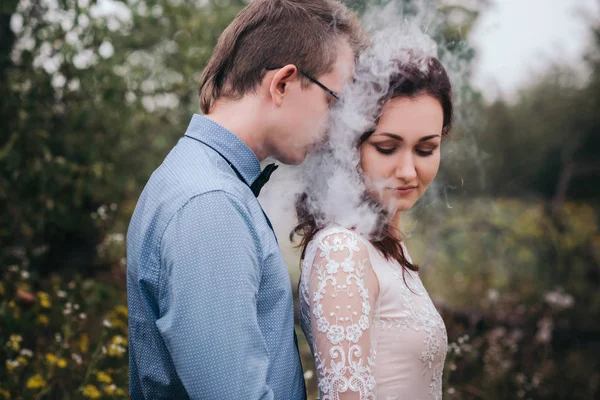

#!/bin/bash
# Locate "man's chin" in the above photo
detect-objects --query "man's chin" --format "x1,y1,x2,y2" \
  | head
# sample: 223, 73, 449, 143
274, 150, 307, 166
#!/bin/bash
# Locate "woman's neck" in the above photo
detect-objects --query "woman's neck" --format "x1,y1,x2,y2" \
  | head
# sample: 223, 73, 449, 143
389, 212, 402, 241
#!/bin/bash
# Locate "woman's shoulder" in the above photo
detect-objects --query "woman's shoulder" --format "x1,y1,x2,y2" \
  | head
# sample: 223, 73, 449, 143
304, 225, 376, 265
312, 224, 370, 247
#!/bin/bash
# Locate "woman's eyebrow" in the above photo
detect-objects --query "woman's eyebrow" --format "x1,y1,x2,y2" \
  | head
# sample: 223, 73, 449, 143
377, 132, 441, 142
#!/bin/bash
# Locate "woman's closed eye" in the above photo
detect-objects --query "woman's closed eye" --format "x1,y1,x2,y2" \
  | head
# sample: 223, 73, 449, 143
375, 145, 396, 155
374, 144, 439, 156
416, 146, 437, 156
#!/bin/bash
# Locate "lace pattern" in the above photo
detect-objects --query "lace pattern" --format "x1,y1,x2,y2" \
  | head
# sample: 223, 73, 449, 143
299, 226, 447, 400
300, 228, 378, 399
380, 269, 447, 400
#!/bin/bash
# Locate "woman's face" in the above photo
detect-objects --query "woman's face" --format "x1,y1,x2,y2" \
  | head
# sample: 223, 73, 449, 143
360, 94, 444, 214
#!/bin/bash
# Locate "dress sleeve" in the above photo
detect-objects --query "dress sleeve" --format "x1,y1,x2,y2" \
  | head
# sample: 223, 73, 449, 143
307, 230, 379, 399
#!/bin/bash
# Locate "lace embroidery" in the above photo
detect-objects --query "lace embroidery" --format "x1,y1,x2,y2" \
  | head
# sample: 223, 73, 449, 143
380, 269, 447, 400
299, 227, 447, 400
301, 230, 378, 399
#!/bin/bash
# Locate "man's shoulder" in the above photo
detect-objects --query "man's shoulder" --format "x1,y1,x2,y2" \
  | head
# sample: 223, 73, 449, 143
129, 145, 255, 241
149, 140, 253, 206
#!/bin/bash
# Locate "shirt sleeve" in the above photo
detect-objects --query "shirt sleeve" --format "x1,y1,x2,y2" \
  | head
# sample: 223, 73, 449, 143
156, 191, 274, 399
307, 230, 379, 399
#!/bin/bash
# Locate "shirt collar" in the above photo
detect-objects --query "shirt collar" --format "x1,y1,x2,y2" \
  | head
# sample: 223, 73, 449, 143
184, 114, 262, 186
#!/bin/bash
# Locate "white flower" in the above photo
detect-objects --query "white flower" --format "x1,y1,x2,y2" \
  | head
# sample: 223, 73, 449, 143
313, 291, 323, 302
57, 290, 67, 298
358, 315, 370, 330
544, 288, 574, 310
79, 313, 87, 320
341, 259, 354, 273
103, 319, 112, 328
346, 324, 363, 343
313, 303, 323, 318
9, 334, 22, 342
326, 260, 339, 274
21, 271, 30, 279
20, 349, 33, 357
327, 325, 345, 344
362, 302, 371, 315
367, 375, 376, 391
318, 378, 330, 394
331, 235, 343, 251
535, 317, 553, 344
317, 317, 330, 333
72, 353, 83, 365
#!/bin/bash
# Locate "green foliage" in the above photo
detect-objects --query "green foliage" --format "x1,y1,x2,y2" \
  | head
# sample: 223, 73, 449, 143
468, 21, 600, 199
0, 0, 246, 275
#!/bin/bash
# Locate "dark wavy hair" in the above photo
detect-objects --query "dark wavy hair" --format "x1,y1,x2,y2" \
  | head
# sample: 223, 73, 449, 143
291, 56, 454, 273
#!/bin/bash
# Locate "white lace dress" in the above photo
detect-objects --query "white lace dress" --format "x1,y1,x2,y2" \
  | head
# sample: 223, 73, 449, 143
299, 226, 447, 400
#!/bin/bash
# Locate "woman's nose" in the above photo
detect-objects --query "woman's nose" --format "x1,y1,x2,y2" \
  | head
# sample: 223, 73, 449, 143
394, 153, 417, 181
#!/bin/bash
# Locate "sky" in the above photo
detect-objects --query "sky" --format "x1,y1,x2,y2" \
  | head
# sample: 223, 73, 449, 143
470, 0, 600, 100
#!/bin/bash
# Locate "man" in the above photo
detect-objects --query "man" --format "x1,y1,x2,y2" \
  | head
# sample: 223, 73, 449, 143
127, 0, 364, 398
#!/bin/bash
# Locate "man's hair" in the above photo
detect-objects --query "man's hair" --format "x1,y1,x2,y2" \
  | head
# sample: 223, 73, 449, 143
198, 0, 365, 114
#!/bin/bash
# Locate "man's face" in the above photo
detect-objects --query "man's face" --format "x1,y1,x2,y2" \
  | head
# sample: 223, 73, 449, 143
271, 41, 355, 165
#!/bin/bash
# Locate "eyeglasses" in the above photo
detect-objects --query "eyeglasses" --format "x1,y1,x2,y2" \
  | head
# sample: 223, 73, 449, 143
265, 65, 339, 100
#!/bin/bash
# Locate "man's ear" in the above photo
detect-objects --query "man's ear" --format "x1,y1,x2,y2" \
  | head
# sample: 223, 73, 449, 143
267, 65, 298, 106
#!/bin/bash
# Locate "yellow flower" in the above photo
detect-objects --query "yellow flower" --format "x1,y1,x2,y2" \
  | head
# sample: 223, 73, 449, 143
82, 385, 102, 399
104, 384, 117, 395
17, 283, 31, 292
96, 371, 112, 384
110, 335, 127, 347
107, 335, 128, 358
57, 358, 67, 368
115, 305, 128, 318
8, 301, 15, 308
26, 374, 47, 390
16, 356, 28, 366
45, 353, 57, 365
37, 291, 51, 308
5, 360, 18, 373
37, 314, 49, 326
0, 282, 4, 296
8, 335, 22, 351
0, 388, 9, 398
80, 333, 89, 353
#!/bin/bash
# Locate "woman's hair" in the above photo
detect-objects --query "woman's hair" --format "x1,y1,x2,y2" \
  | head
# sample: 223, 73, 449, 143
292, 56, 453, 272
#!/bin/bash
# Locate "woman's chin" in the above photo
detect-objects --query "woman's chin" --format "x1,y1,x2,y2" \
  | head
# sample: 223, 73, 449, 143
393, 199, 417, 213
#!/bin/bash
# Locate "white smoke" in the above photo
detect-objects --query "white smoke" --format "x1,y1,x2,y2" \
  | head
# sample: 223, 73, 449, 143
260, 1, 473, 254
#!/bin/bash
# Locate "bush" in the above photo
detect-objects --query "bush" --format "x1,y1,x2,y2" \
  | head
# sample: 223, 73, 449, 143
1, 264, 128, 399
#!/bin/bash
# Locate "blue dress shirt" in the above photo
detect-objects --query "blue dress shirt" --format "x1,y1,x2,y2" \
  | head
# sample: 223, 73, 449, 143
127, 114, 306, 399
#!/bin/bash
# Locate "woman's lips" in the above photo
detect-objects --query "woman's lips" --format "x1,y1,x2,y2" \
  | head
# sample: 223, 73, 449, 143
387, 186, 416, 196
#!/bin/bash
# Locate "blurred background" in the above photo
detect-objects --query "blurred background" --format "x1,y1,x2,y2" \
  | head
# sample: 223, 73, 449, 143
1, 0, 599, 398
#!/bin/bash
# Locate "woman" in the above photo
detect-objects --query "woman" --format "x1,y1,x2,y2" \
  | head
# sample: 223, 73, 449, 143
293, 53, 453, 399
